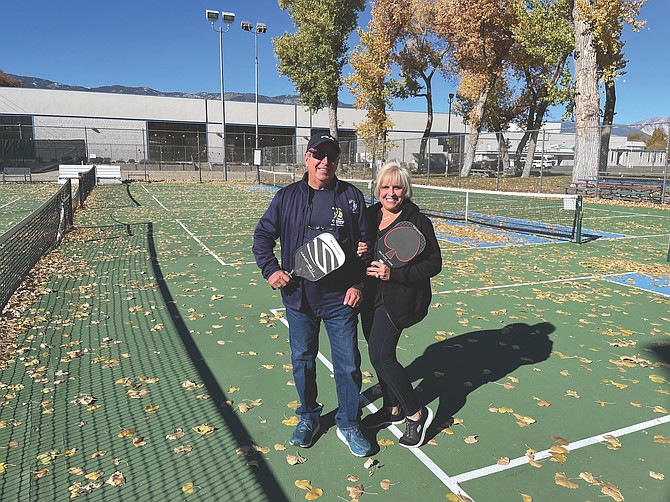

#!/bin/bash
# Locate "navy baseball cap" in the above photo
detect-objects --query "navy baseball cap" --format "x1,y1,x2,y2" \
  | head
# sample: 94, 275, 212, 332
306, 133, 340, 153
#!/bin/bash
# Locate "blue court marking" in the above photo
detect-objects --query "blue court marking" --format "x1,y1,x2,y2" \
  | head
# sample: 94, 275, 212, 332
603, 272, 670, 297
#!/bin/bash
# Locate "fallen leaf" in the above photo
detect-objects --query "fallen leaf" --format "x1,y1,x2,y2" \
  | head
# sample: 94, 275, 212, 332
554, 472, 578, 489
181, 482, 196, 494
105, 471, 126, 486
192, 424, 216, 435
380, 479, 391, 490
601, 482, 624, 501
286, 453, 307, 465
649, 471, 664, 480
346, 484, 364, 498
464, 435, 479, 444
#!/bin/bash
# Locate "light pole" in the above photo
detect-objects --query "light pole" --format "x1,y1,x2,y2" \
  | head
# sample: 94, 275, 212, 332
206, 10, 235, 181
446, 93, 454, 175
241, 21, 267, 156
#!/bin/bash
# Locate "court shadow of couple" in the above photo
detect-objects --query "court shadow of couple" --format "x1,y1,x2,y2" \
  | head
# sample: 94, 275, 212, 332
360, 321, 555, 445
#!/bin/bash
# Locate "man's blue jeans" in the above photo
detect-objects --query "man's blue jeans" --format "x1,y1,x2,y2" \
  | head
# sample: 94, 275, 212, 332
286, 303, 362, 430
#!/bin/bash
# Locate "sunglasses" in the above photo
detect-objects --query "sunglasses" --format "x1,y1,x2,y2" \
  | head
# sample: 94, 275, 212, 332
309, 149, 338, 162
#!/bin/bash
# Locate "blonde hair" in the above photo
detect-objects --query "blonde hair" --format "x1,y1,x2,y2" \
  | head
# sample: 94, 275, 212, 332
373, 161, 413, 200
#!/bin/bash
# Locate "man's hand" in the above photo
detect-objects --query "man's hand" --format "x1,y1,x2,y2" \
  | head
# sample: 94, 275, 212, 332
343, 287, 363, 308
268, 270, 292, 289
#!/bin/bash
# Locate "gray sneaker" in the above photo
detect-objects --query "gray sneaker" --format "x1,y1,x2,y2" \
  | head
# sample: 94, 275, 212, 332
289, 419, 320, 448
399, 406, 433, 448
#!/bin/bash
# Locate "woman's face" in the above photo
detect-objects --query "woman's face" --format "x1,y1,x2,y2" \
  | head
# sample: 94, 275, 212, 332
379, 175, 405, 212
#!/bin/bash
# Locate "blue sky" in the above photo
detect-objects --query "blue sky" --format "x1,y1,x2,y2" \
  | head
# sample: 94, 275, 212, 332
0, 0, 667, 125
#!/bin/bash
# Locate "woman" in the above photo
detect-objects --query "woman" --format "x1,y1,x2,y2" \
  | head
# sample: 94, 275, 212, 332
359, 161, 442, 448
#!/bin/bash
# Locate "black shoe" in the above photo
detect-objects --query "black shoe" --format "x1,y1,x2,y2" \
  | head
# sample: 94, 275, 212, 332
362, 407, 405, 429
399, 406, 433, 448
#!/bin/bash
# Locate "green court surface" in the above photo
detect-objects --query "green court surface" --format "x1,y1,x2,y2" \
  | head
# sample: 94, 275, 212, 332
0, 183, 61, 234
1, 182, 669, 501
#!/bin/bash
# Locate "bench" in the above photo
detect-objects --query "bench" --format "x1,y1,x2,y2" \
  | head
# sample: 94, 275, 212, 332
58, 164, 122, 184
94, 165, 122, 184
562, 178, 665, 203
2, 167, 32, 182
58, 165, 95, 184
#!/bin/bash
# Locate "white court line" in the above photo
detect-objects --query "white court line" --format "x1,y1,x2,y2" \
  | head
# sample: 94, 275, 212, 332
175, 219, 229, 266
271, 308, 474, 500
141, 185, 241, 267
433, 273, 633, 295
451, 414, 670, 483
1, 196, 24, 209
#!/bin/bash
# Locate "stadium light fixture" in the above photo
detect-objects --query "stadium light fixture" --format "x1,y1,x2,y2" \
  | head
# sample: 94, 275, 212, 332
206, 10, 235, 180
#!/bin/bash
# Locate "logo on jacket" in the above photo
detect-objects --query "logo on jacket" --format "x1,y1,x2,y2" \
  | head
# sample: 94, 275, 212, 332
348, 199, 358, 213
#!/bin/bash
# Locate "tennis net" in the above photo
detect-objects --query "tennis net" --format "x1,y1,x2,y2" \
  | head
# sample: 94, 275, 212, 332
0, 181, 74, 312
258, 169, 296, 188
412, 184, 583, 242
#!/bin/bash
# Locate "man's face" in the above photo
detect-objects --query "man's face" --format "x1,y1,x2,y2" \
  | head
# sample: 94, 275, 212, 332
305, 146, 339, 189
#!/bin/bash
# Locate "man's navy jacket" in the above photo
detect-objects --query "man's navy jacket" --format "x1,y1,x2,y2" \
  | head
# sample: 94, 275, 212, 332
252, 173, 373, 310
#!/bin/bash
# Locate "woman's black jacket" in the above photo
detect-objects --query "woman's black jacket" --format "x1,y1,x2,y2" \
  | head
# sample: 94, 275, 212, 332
362, 199, 442, 329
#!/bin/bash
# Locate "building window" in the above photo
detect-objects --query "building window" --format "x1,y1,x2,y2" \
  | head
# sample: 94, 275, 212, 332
147, 121, 206, 163
0, 115, 33, 140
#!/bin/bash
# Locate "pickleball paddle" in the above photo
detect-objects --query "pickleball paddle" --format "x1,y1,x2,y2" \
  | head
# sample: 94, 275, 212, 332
378, 220, 426, 268
289, 232, 346, 281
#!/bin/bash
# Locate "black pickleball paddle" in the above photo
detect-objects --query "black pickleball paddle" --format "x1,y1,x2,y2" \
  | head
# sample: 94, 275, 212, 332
289, 233, 346, 281
377, 221, 426, 268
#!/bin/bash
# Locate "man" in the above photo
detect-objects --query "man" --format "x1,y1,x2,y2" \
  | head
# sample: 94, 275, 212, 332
253, 133, 374, 457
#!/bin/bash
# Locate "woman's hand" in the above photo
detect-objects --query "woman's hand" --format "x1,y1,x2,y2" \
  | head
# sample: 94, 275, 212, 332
356, 241, 369, 257
366, 260, 390, 281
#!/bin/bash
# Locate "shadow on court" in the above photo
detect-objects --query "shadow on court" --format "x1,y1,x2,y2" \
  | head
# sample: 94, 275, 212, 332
363, 322, 555, 441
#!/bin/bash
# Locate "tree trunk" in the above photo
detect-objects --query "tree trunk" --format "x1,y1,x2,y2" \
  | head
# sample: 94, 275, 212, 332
460, 86, 490, 177
419, 77, 434, 173
328, 105, 339, 139
572, 2, 600, 182
522, 131, 539, 178
599, 80, 616, 174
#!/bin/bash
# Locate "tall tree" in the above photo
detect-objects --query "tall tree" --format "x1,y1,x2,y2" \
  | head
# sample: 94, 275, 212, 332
511, 0, 574, 178
434, 0, 517, 176
345, 0, 407, 145
391, 0, 450, 172
570, 0, 601, 182
570, 0, 646, 181
274, 0, 365, 138
346, 0, 449, 171
586, 0, 646, 171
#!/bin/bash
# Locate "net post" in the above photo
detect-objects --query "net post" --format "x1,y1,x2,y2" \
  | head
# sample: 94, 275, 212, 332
666, 237, 670, 263
574, 195, 583, 244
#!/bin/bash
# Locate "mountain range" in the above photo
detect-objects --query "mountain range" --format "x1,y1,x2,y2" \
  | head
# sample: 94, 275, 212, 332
5, 73, 670, 136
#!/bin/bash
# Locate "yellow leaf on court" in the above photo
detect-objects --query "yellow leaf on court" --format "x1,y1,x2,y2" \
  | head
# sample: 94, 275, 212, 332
554, 472, 578, 489
117, 428, 136, 438
181, 482, 195, 494
85, 471, 104, 481
536, 400, 551, 407
630, 402, 642, 407
497, 457, 510, 465
34, 468, 49, 479
464, 435, 478, 444
287, 401, 300, 410
286, 453, 307, 465
652, 406, 668, 414
649, 375, 667, 384
143, 405, 159, 413
228, 386, 240, 393
192, 424, 216, 435
0, 462, 7, 474
346, 484, 364, 498
305, 487, 323, 500
380, 479, 392, 490
550, 445, 569, 454
653, 435, 670, 444
520, 494, 532, 502
549, 453, 567, 463
603, 435, 621, 450
579, 472, 601, 485
282, 416, 300, 426
106, 471, 126, 486
564, 390, 580, 398
649, 471, 664, 480
446, 494, 474, 502
378, 439, 394, 446
295, 479, 313, 490
601, 482, 624, 501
